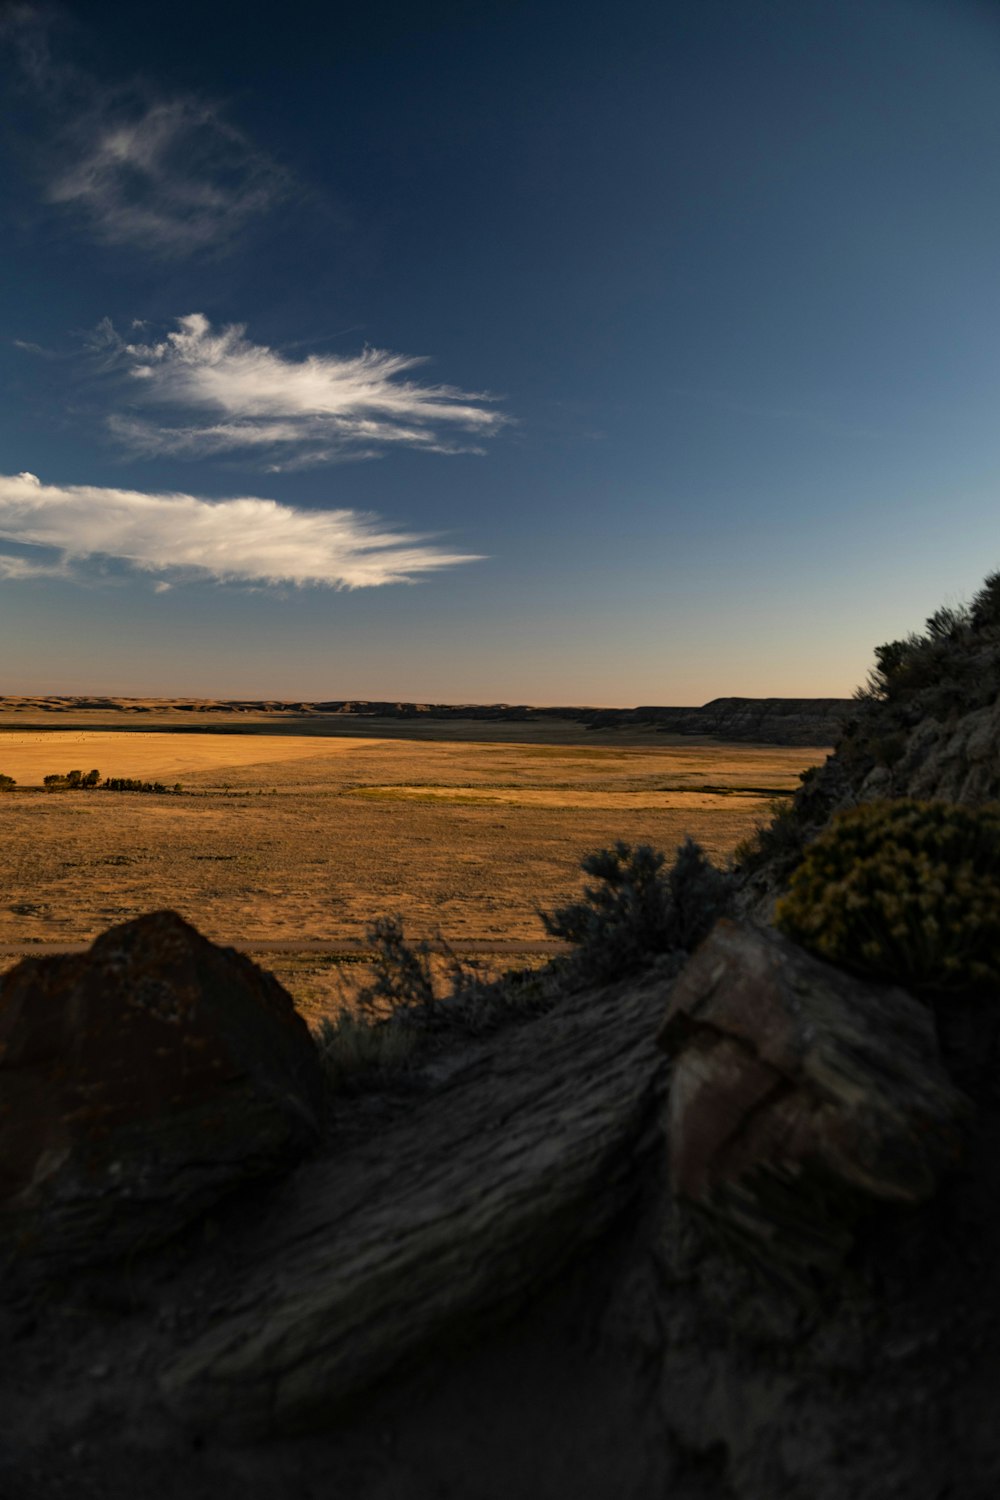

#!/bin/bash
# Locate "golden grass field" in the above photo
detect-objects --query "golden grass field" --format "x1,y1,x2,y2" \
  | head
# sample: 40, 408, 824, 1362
0, 713, 827, 1020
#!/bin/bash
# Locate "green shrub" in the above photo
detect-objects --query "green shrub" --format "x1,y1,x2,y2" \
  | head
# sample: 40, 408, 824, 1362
313, 1007, 418, 1091
309, 916, 432, 1093
775, 799, 1000, 995
312, 919, 556, 1091
870, 732, 907, 769
971, 570, 1000, 629
852, 577, 1000, 722
541, 837, 731, 982
314, 840, 733, 1092
732, 796, 805, 876
354, 915, 550, 1030
362, 914, 437, 1017
0, 773, 14, 791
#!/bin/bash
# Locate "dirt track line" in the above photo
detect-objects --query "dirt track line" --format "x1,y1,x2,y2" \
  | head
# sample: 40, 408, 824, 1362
0, 938, 570, 958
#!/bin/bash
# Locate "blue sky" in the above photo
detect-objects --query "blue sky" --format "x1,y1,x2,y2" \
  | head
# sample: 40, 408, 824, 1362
1, 0, 999, 703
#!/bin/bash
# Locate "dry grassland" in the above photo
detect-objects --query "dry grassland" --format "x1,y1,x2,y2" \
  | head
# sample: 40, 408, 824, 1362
0, 730, 386, 785
0, 719, 826, 1019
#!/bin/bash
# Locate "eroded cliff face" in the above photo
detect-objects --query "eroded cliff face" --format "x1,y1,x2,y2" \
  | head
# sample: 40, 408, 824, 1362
297, 695, 851, 745
613, 697, 850, 745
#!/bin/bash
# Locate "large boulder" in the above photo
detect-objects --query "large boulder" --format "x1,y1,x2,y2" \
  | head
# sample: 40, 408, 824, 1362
657, 920, 966, 1277
0, 910, 326, 1280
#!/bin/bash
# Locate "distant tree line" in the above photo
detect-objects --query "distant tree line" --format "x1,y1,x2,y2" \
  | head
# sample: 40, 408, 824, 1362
36, 769, 183, 793
102, 777, 183, 794
0, 768, 185, 792
43, 768, 101, 788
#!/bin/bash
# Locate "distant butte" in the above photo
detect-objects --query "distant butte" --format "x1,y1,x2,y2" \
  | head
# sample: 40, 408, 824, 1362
0, 695, 850, 746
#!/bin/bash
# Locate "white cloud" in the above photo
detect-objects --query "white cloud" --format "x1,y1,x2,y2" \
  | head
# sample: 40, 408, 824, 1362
0, 471, 482, 589
101, 313, 507, 468
3, 7, 290, 256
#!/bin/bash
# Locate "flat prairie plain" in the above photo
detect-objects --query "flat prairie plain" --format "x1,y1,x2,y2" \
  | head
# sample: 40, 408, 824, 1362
0, 710, 827, 1018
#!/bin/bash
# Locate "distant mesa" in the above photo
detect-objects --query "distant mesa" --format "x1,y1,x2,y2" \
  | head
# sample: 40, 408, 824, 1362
0, 694, 851, 746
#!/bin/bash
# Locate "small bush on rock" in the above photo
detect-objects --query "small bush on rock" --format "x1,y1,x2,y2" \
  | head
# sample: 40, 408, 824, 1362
775, 799, 1000, 995
542, 837, 731, 982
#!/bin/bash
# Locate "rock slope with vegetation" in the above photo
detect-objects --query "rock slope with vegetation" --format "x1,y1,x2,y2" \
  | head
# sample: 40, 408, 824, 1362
1, 578, 999, 1498
735, 570, 1000, 911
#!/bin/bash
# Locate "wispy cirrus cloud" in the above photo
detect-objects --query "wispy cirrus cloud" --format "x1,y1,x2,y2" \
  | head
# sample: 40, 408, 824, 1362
1, 5, 291, 256
0, 3, 58, 92
47, 97, 291, 256
0, 471, 482, 589
96, 313, 508, 469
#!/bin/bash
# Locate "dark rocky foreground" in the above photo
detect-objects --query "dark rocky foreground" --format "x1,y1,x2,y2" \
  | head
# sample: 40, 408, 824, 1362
0, 694, 850, 745
5, 588, 1000, 1498
1, 906, 997, 1500
0, 914, 325, 1285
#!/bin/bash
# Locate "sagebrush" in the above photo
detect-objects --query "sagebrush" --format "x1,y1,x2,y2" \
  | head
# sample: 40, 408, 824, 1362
775, 798, 1000, 996
541, 837, 731, 982
313, 913, 557, 1089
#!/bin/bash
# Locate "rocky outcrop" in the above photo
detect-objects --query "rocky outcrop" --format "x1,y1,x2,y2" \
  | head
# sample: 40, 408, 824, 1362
1, 909, 998, 1500
736, 586, 1000, 912
157, 921, 968, 1443
0, 910, 325, 1281
856, 692, 1000, 804
657, 921, 965, 1276
160, 963, 669, 1435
